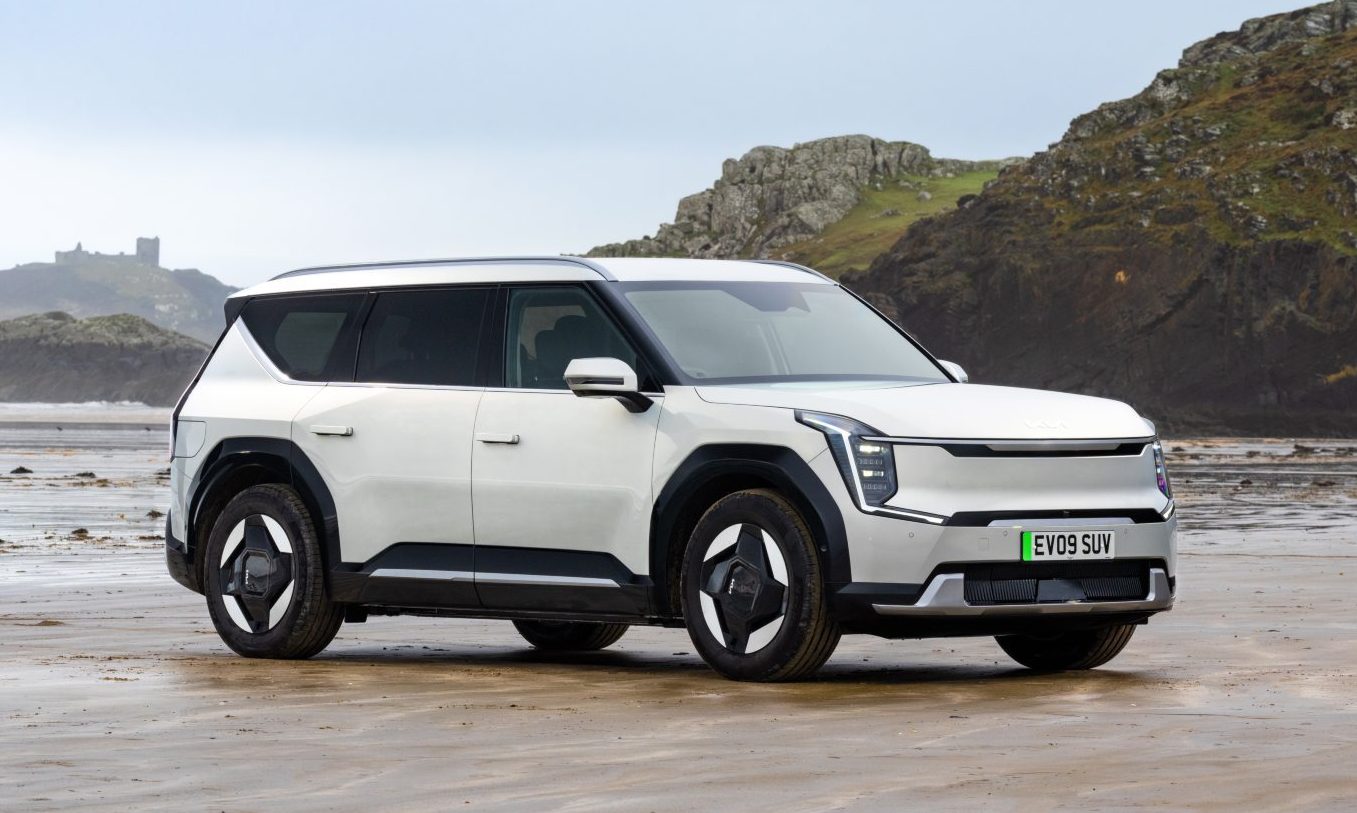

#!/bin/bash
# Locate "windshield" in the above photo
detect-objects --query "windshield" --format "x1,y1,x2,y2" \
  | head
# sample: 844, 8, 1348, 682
618, 281, 948, 384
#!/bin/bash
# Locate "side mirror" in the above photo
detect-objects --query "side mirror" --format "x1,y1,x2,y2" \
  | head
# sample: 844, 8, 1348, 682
940, 360, 969, 383
564, 357, 653, 413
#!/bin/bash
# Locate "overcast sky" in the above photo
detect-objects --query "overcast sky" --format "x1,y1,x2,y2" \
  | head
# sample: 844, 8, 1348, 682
0, 0, 1303, 286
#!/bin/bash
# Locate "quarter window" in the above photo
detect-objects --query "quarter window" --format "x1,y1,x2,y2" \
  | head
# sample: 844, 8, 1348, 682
356, 288, 490, 386
240, 293, 365, 381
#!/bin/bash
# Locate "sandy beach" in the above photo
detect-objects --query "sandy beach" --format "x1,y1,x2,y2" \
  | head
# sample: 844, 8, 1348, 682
1, 409, 1355, 811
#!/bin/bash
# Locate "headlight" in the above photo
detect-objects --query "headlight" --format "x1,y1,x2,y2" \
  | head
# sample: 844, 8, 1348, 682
797, 411, 943, 524
1152, 439, 1172, 498
795, 411, 898, 507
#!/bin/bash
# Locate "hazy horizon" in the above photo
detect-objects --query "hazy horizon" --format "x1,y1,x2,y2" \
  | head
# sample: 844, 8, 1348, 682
1, 0, 1304, 286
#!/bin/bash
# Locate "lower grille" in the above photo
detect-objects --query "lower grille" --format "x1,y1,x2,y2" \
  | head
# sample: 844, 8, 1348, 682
961, 560, 1151, 605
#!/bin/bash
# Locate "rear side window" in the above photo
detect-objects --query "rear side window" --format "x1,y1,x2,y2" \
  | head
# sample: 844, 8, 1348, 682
240, 293, 365, 381
356, 287, 491, 386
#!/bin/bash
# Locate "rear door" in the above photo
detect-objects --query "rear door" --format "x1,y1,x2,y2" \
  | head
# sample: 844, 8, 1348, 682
292, 286, 491, 605
471, 284, 661, 615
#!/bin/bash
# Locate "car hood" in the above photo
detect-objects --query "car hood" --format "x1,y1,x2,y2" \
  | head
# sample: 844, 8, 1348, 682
694, 381, 1154, 440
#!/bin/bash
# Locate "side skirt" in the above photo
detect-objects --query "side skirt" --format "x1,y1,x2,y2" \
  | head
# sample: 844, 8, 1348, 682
363, 605, 658, 625
329, 542, 655, 622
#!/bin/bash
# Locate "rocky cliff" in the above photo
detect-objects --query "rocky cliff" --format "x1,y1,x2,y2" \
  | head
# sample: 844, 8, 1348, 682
847, 1, 1357, 435
0, 246, 236, 342
0, 312, 208, 406
588, 135, 1017, 277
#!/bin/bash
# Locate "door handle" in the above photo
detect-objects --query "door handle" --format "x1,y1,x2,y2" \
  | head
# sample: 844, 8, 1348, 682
476, 432, 520, 445
309, 425, 354, 436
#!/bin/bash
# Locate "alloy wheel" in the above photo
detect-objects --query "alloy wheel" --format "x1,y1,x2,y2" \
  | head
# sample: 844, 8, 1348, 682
216, 514, 296, 634
698, 523, 789, 654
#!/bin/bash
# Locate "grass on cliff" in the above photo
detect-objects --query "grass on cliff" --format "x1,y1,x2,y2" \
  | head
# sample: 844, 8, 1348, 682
1042, 27, 1357, 254
775, 170, 997, 277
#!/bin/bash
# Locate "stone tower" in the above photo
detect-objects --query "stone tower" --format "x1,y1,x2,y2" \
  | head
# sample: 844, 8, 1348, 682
136, 236, 160, 266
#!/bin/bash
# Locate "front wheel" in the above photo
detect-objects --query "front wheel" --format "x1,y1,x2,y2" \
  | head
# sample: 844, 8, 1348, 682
680, 489, 840, 682
204, 484, 343, 659
996, 624, 1137, 671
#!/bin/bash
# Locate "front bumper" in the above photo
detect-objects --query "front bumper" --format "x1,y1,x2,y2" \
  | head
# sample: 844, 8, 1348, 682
809, 447, 1179, 585
873, 567, 1173, 617
831, 560, 1175, 637
808, 447, 1179, 636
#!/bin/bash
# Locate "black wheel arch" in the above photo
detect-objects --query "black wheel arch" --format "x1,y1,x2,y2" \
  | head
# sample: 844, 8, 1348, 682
185, 437, 340, 593
649, 444, 849, 620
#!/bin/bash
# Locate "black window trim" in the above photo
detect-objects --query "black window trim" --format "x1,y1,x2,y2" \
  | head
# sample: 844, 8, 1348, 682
235, 280, 684, 392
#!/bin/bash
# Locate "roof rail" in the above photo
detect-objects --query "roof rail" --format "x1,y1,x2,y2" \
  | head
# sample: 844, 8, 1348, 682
747, 259, 834, 282
270, 255, 615, 282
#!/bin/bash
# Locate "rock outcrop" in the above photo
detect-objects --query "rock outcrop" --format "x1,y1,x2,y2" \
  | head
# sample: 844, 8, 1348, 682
1180, 0, 1355, 66
848, 1, 1357, 435
0, 312, 208, 406
588, 135, 1015, 266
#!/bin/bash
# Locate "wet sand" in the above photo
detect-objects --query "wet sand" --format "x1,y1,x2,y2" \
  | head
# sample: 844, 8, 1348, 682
2, 413, 1355, 811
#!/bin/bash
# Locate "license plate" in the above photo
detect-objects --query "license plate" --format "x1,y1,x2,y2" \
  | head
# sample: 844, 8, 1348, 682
1021, 530, 1116, 561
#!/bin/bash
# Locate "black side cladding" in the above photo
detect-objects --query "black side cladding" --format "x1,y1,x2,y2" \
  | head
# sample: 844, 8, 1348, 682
183, 438, 341, 592
165, 513, 199, 592
650, 444, 850, 618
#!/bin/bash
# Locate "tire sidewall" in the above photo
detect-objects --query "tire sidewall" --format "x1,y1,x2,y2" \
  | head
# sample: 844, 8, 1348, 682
681, 491, 823, 679
512, 620, 629, 651
997, 624, 1136, 671
204, 485, 322, 657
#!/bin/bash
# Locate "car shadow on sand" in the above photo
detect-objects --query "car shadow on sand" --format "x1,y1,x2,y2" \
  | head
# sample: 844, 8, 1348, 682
166, 641, 1160, 702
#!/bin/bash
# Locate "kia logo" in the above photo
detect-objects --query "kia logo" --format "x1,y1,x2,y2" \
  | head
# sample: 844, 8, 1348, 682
1024, 418, 1067, 430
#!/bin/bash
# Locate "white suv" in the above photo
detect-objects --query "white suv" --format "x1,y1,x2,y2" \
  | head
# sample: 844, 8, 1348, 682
166, 257, 1176, 681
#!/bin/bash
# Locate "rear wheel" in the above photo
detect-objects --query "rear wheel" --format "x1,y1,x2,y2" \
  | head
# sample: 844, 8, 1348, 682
513, 620, 629, 651
996, 624, 1137, 671
680, 489, 840, 682
204, 484, 343, 659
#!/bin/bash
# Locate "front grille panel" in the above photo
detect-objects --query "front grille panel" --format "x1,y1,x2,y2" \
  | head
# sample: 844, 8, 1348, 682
961, 560, 1150, 605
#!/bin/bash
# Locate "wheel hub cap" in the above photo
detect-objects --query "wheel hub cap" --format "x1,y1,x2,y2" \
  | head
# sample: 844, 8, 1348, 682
241, 551, 274, 596
218, 514, 295, 634
699, 523, 788, 655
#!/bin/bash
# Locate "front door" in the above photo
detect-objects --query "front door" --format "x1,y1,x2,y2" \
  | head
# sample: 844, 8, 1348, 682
472, 285, 661, 614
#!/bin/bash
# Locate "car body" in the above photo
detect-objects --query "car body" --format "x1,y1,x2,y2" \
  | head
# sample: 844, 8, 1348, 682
166, 256, 1176, 680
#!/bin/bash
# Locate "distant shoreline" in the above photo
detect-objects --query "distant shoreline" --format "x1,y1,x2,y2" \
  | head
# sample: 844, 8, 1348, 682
0, 402, 170, 425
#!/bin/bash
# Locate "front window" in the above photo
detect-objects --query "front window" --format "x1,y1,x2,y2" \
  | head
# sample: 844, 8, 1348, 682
505, 286, 640, 389
618, 281, 947, 384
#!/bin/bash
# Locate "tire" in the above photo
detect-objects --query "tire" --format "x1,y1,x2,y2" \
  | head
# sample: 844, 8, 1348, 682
512, 620, 629, 651
680, 489, 841, 682
996, 623, 1137, 671
204, 483, 343, 659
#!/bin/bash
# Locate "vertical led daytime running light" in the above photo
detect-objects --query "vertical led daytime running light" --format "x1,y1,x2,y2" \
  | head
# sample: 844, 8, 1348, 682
1152, 440, 1172, 498
795, 411, 900, 510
